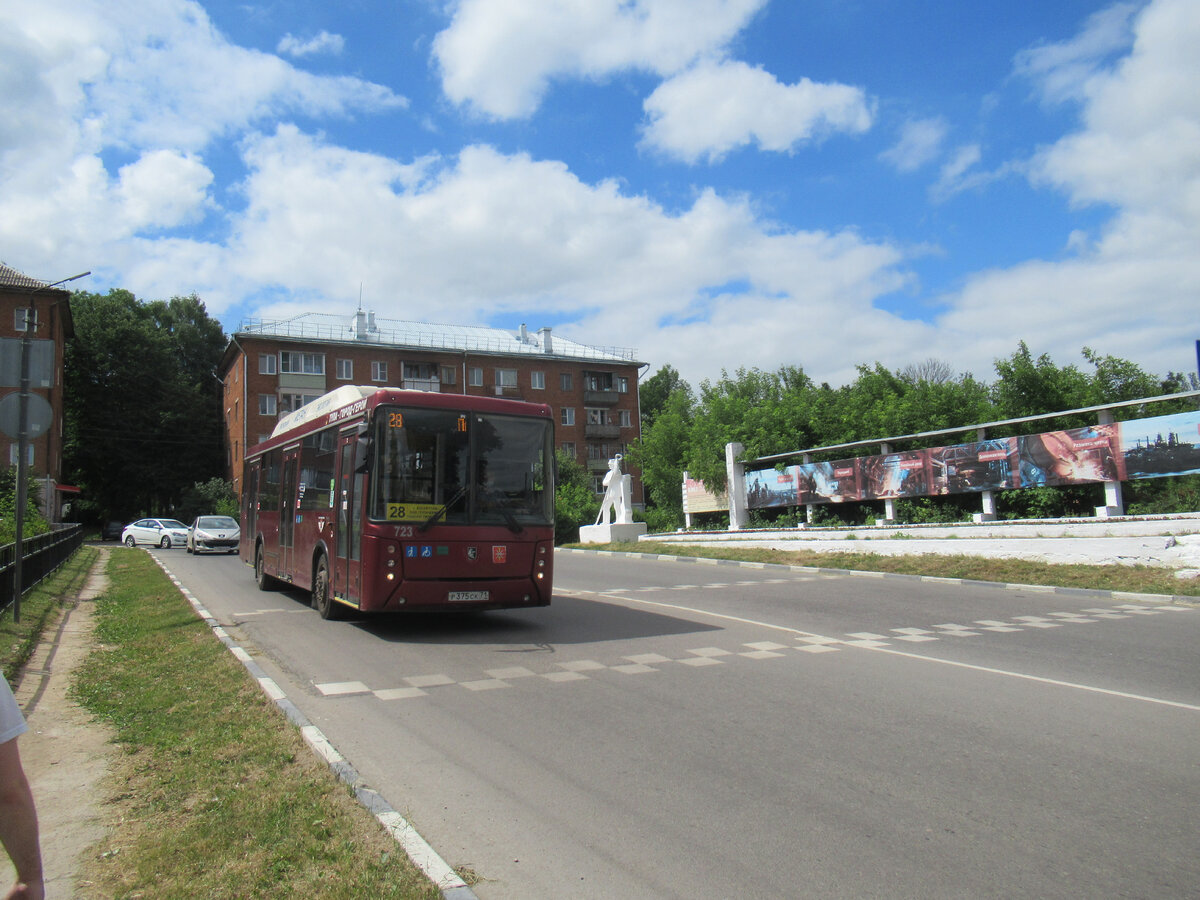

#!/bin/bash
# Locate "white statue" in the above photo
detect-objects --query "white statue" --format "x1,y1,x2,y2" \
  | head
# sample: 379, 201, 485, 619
595, 455, 634, 525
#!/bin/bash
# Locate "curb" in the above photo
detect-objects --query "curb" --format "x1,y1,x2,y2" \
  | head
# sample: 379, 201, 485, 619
558, 547, 1198, 606
151, 556, 477, 900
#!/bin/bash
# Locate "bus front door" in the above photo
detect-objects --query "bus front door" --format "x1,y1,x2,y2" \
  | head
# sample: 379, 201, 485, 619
334, 433, 362, 608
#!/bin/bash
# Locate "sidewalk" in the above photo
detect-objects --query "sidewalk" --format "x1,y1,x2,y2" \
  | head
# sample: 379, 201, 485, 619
3, 549, 113, 900
643, 514, 1200, 576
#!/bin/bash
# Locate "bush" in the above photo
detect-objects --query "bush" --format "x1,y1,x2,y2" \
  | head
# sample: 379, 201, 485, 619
0, 467, 48, 544
554, 451, 599, 544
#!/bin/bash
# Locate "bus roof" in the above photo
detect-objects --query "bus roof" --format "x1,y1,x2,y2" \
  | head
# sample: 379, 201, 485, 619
251, 385, 554, 456
270, 385, 376, 438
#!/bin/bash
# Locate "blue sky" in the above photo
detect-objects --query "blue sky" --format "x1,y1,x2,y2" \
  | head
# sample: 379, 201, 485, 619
2, 0, 1197, 389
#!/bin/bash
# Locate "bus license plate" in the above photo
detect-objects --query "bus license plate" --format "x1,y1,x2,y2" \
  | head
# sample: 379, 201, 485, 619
448, 590, 489, 603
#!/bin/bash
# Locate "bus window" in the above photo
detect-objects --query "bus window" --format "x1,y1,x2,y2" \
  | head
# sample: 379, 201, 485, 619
261, 449, 281, 510
370, 408, 469, 522
298, 431, 337, 510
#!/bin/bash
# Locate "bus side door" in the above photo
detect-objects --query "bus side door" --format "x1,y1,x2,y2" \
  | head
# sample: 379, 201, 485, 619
280, 445, 300, 578
334, 432, 362, 606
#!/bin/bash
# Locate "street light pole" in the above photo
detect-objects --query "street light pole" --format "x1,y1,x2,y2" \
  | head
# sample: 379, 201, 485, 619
10, 271, 88, 624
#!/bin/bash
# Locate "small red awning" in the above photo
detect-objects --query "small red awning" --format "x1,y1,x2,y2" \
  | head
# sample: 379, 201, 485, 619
56, 484, 81, 493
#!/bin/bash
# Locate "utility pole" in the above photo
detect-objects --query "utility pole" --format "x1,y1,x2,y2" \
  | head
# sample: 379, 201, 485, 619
10, 271, 88, 623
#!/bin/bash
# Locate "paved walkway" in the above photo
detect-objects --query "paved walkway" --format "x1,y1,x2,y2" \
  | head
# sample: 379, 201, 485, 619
643, 514, 1200, 575
3, 549, 112, 900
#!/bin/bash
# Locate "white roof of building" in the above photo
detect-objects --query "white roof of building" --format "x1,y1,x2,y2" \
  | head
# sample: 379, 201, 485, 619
235, 311, 641, 365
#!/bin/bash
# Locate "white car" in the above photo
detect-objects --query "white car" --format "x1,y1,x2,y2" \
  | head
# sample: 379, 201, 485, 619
186, 516, 241, 555
121, 518, 190, 549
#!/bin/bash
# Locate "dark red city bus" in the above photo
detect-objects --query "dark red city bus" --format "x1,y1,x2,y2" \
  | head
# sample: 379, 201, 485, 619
240, 385, 555, 619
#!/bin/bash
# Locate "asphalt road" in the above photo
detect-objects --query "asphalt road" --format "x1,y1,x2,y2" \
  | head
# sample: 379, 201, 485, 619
154, 547, 1200, 899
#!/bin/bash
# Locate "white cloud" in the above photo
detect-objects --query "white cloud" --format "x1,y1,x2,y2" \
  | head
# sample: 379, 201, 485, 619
0, 0, 405, 288
432, 0, 767, 119
935, 0, 1200, 380
641, 59, 873, 164
116, 150, 213, 231
880, 116, 949, 173
277, 30, 346, 58
1013, 2, 1141, 106
216, 128, 913, 384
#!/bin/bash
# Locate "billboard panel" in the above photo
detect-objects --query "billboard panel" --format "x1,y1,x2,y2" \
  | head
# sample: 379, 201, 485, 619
1119, 410, 1200, 479
1015, 424, 1124, 487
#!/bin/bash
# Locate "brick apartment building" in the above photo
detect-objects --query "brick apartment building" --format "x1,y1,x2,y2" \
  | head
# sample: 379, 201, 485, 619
0, 263, 75, 521
217, 311, 647, 504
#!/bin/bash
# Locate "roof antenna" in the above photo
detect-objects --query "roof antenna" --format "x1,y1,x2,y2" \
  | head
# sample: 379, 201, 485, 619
358, 282, 363, 312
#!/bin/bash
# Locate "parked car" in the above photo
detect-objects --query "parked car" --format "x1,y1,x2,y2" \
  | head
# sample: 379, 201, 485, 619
186, 516, 241, 555
101, 520, 123, 541
121, 518, 190, 549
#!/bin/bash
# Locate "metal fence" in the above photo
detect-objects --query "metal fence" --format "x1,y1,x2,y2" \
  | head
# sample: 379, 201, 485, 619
0, 524, 84, 613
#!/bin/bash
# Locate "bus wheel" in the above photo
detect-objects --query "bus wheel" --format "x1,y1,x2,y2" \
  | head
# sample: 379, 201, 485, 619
254, 545, 276, 592
313, 555, 341, 620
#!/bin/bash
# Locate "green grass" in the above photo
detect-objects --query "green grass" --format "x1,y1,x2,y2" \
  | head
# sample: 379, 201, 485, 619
70, 549, 440, 899
571, 541, 1200, 599
2, 547, 98, 682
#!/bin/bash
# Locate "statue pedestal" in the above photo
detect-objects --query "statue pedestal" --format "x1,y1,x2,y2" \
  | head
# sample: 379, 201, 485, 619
579, 522, 648, 544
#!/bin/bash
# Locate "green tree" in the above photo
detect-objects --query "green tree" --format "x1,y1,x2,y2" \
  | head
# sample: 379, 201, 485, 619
64, 289, 228, 523
554, 450, 599, 544
177, 478, 240, 523
627, 378, 694, 531
639, 364, 688, 427
991, 342, 1094, 427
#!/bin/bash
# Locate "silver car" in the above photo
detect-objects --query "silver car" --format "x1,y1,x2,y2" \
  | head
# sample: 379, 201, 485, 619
121, 518, 190, 549
186, 515, 241, 554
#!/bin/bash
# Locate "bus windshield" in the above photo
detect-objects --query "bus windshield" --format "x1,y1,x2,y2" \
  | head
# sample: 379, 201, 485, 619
370, 406, 553, 529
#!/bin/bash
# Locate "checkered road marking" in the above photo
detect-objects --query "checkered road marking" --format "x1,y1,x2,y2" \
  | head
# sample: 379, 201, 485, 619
310, 599, 1193, 702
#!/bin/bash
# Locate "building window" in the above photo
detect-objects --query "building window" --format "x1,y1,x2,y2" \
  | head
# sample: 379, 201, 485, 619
404, 362, 437, 380
279, 393, 321, 414
560, 407, 575, 426
618, 409, 632, 427
616, 376, 629, 393
371, 361, 388, 382
469, 367, 483, 387
9, 444, 34, 466
336, 359, 353, 380
585, 372, 613, 391
586, 408, 605, 425
561, 442, 576, 458
258, 394, 277, 416
440, 365, 457, 386
259, 353, 277, 375
13, 308, 35, 332
495, 369, 517, 388
560, 372, 573, 391
531, 371, 545, 390
280, 351, 323, 375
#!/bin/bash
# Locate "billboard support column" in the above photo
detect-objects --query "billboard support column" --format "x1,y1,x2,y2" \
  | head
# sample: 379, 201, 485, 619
681, 471, 692, 529
803, 453, 815, 525
726, 443, 748, 531
1095, 410, 1124, 518
876, 442, 896, 525
973, 427, 998, 522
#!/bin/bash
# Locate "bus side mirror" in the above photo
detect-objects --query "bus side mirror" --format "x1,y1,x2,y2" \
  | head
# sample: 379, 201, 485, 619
354, 424, 372, 474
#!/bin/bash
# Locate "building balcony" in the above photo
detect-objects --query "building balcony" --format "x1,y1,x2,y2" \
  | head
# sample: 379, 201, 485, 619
583, 389, 619, 406
493, 385, 522, 399
585, 423, 621, 439
586, 458, 612, 471
403, 377, 441, 392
